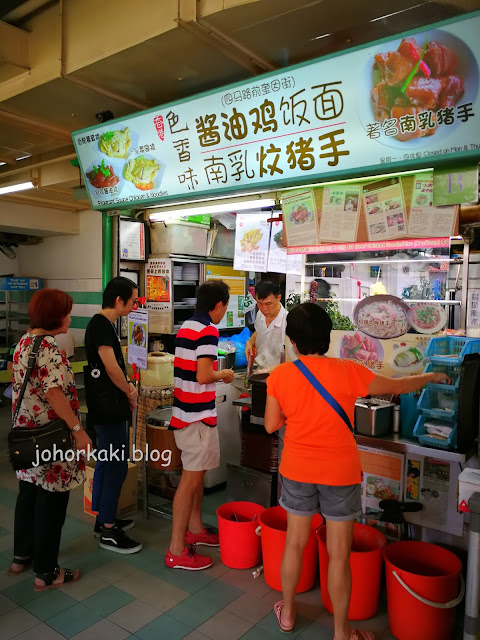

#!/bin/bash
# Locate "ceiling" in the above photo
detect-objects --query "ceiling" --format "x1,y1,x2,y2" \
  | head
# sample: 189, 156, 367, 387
0, 0, 479, 225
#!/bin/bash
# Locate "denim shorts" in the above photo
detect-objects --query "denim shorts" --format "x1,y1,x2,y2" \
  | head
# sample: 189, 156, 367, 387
280, 475, 362, 521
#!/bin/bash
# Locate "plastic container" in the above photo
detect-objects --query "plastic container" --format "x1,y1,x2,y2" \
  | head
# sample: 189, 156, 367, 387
423, 363, 461, 392
384, 541, 464, 640
317, 523, 386, 620
217, 502, 265, 569
140, 352, 174, 388
417, 388, 458, 421
413, 415, 457, 450
258, 506, 323, 592
400, 393, 420, 437
424, 336, 480, 365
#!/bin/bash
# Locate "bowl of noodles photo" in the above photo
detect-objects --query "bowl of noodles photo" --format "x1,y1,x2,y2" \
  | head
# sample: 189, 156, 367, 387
354, 295, 410, 339
131, 323, 146, 348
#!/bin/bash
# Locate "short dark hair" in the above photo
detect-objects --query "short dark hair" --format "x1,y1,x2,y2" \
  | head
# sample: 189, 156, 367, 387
255, 280, 280, 300
286, 303, 332, 355
103, 277, 138, 308
29, 289, 73, 331
196, 280, 230, 312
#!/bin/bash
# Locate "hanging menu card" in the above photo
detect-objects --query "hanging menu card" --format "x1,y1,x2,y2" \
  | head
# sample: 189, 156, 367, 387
281, 188, 319, 247
234, 211, 270, 272
362, 177, 407, 241
318, 184, 362, 242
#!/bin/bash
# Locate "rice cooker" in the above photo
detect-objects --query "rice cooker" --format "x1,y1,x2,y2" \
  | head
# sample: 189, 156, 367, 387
140, 352, 174, 388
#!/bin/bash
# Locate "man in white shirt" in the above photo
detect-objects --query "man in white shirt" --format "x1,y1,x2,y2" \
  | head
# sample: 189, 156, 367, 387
245, 281, 287, 369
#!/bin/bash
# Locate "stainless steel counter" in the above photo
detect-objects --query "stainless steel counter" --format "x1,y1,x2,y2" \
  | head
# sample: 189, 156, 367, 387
356, 433, 475, 463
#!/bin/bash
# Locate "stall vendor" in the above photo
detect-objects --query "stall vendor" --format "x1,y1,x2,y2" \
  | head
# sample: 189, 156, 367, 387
245, 281, 288, 369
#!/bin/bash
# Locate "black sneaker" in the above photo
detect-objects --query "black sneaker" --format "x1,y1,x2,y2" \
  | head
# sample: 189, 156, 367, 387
94, 518, 135, 538
99, 525, 142, 555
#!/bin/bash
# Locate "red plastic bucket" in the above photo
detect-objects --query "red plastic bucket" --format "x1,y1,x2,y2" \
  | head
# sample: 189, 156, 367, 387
317, 523, 386, 620
258, 506, 323, 592
217, 501, 265, 569
384, 541, 464, 640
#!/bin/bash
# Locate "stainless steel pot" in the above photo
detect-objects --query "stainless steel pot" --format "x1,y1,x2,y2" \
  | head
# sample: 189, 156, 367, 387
217, 353, 236, 370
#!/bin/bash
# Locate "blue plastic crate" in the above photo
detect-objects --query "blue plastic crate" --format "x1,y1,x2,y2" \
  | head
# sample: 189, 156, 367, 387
417, 388, 458, 421
424, 336, 480, 366
413, 415, 457, 450
423, 363, 461, 393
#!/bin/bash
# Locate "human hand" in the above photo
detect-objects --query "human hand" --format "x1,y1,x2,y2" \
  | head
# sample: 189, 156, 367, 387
72, 428, 92, 454
245, 341, 257, 361
127, 383, 138, 401
128, 396, 138, 411
431, 372, 451, 385
220, 369, 235, 384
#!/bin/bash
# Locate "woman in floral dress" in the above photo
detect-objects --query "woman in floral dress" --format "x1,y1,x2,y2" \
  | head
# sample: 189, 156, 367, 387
9, 289, 92, 591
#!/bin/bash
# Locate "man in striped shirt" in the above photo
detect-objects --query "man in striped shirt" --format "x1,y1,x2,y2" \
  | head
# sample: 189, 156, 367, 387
166, 281, 235, 571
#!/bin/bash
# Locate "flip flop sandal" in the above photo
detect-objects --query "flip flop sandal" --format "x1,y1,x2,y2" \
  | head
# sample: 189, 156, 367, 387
274, 600, 295, 633
34, 567, 81, 592
8, 556, 32, 576
350, 630, 375, 640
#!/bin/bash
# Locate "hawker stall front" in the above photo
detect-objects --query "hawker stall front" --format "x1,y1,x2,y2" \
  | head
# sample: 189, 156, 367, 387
72, 8, 480, 626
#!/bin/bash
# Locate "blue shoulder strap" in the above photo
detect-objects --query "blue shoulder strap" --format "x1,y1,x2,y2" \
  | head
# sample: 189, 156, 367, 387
293, 360, 354, 433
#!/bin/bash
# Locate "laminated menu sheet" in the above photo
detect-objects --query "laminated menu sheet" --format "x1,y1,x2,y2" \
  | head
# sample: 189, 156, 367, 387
362, 177, 407, 241
407, 172, 458, 238
234, 211, 270, 273
281, 188, 319, 246
267, 220, 303, 275
318, 184, 362, 242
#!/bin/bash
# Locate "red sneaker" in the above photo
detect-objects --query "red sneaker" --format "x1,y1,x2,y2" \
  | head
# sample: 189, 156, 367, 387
165, 546, 213, 571
185, 527, 220, 547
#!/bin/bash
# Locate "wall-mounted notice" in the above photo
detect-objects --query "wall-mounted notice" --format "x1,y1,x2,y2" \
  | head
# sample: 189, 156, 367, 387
362, 177, 407, 241
281, 189, 319, 247
319, 184, 362, 242
119, 219, 146, 261
407, 173, 458, 238
127, 308, 149, 370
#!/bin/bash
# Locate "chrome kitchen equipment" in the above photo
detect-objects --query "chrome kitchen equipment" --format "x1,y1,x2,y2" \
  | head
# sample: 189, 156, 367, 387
355, 399, 395, 437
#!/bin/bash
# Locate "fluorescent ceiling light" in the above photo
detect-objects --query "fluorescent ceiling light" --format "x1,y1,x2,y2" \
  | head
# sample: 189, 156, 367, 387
307, 257, 453, 266
0, 162, 6, 167
370, 4, 423, 22
149, 198, 276, 222
146, 189, 274, 210
0, 181, 35, 195
312, 33, 331, 41
16, 154, 31, 161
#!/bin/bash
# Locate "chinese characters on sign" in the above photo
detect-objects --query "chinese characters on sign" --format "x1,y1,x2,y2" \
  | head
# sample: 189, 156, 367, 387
467, 289, 480, 336
73, 13, 480, 211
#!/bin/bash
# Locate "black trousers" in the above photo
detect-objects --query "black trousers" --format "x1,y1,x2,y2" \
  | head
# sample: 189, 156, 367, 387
13, 480, 70, 575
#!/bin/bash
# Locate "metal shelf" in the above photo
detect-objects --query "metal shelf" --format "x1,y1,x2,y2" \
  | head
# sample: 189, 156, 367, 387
173, 281, 197, 286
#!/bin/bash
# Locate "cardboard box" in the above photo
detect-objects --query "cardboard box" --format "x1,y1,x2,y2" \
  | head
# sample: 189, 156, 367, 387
457, 468, 480, 513
84, 460, 138, 518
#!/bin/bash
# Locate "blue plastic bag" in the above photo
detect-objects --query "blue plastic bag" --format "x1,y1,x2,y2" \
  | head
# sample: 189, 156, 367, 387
229, 327, 252, 367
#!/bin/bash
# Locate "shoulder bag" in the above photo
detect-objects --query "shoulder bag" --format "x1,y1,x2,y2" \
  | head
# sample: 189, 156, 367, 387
293, 359, 354, 433
8, 335, 73, 471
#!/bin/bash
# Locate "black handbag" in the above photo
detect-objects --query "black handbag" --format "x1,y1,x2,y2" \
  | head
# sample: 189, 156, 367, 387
8, 335, 73, 471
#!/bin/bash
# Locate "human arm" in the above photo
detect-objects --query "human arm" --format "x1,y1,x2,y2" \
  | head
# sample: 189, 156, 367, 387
197, 357, 234, 385
265, 395, 285, 434
98, 345, 137, 407
245, 331, 257, 360
45, 387, 92, 450
368, 371, 450, 396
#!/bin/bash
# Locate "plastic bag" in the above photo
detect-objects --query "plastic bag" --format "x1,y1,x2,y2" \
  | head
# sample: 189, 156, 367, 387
229, 327, 252, 367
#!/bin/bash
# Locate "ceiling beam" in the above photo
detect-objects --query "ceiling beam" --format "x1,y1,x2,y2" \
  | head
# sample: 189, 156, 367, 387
177, 18, 267, 75
0, 109, 73, 142
0, 21, 30, 70
0, 146, 76, 178
1, 193, 83, 212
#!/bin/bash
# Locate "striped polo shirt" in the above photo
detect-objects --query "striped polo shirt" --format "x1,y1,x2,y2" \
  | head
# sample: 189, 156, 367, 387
170, 311, 219, 429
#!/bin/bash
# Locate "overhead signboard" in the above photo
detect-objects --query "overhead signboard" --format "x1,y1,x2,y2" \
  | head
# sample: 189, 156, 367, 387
73, 12, 480, 211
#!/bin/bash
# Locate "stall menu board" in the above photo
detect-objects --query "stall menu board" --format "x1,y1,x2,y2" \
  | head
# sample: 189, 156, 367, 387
327, 330, 431, 377
72, 13, 480, 211
407, 173, 458, 238
127, 308, 148, 370
281, 189, 319, 247
233, 212, 270, 273
318, 185, 362, 243
206, 265, 246, 330
267, 220, 304, 275
119, 219, 146, 261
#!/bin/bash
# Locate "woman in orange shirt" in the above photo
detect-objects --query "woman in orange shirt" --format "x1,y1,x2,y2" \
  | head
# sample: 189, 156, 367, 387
265, 303, 449, 640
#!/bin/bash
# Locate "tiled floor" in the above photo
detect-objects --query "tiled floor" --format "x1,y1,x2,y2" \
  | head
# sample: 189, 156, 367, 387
0, 403, 465, 640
